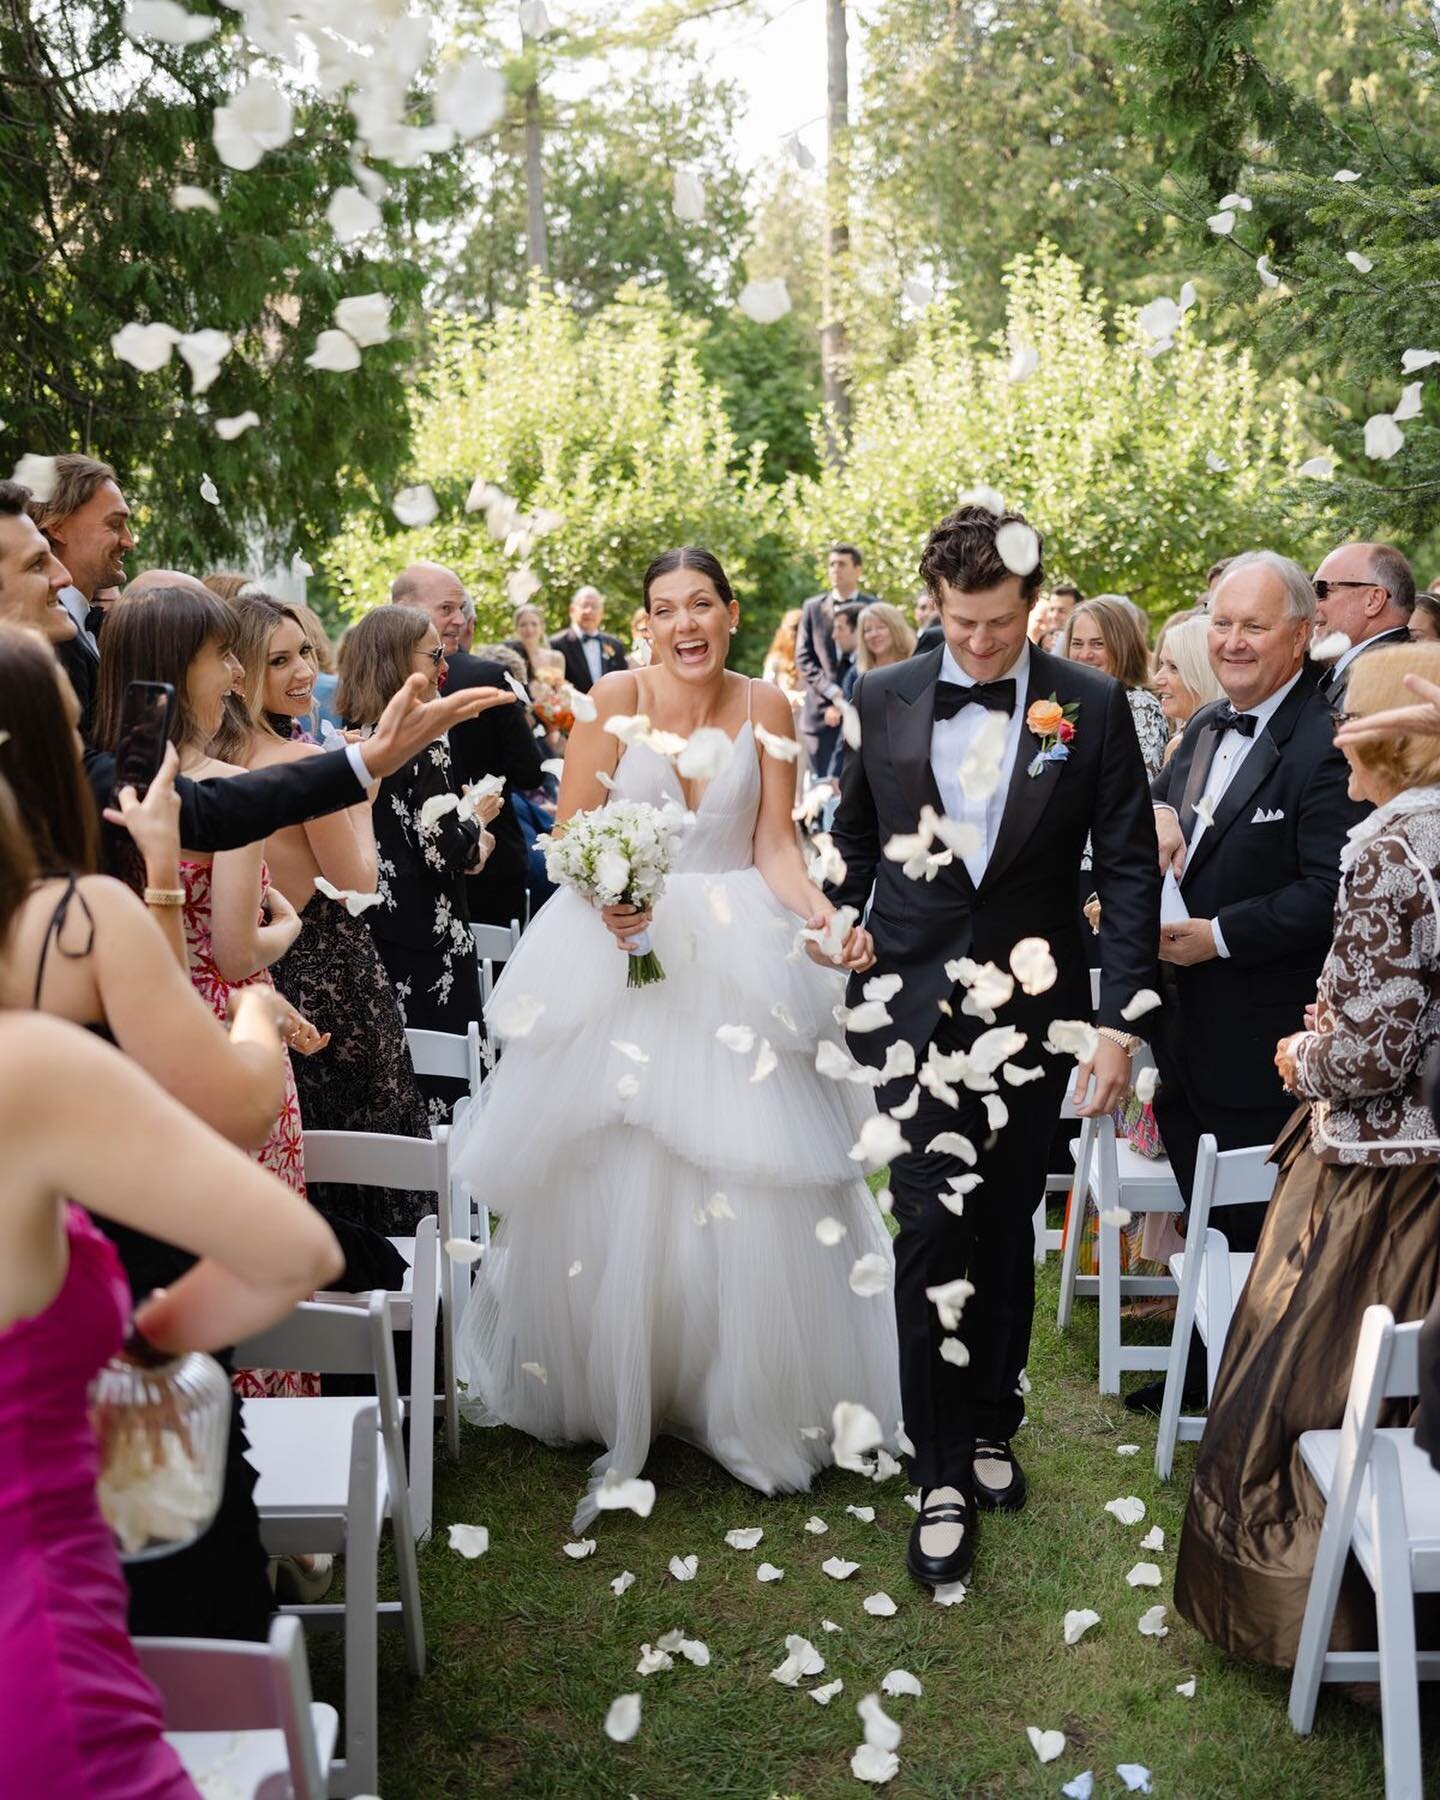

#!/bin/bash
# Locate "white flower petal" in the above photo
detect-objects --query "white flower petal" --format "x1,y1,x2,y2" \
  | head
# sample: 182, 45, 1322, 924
1256, 254, 1280, 288
932, 1580, 966, 1606
1333, 168, 1362, 181
1135, 1065, 1159, 1104
738, 278, 791, 324
956, 708, 1010, 800
435, 56, 507, 139
177, 328, 231, 395
724, 1526, 763, 1550
1126, 1561, 1162, 1588
1116, 1443, 1141, 1456
1006, 338, 1040, 382
750, 1039, 778, 1084
522, 1361, 548, 1384
1364, 413, 1405, 460
925, 1276, 975, 1331
1401, 348, 1440, 373
491, 993, 545, 1038
1176, 1676, 1196, 1697
1063, 1776, 1095, 1800
903, 276, 932, 307
716, 1022, 755, 1054
822, 1556, 860, 1580
757, 1561, 785, 1582
215, 411, 260, 440
848, 1253, 892, 1298
1137, 297, 1181, 343
1206, 210, 1236, 236
755, 721, 800, 761
213, 76, 292, 172
809, 1677, 843, 1703
939, 1335, 969, 1366
12, 455, 58, 503
1394, 380, 1425, 423
849, 1114, 909, 1168
610, 1569, 636, 1596
832, 1400, 884, 1470
1219, 192, 1252, 211
563, 1537, 595, 1558
635, 1643, 673, 1676
594, 1472, 656, 1518
805, 1515, 829, 1534
1064, 1607, 1100, 1644
850, 1743, 900, 1784
1027, 1726, 1066, 1764
305, 329, 362, 373
862, 1591, 897, 1616
1046, 1018, 1099, 1061
1296, 455, 1335, 479
518, 0, 551, 36
859, 1691, 901, 1751
603, 1693, 641, 1742
392, 484, 438, 527
1137, 1604, 1169, 1637
1140, 1526, 1165, 1551
443, 1236, 484, 1264
111, 321, 180, 373
326, 185, 382, 244
447, 1522, 489, 1557
199, 472, 220, 506
1008, 936, 1057, 995
881, 1668, 922, 1697
816, 1216, 848, 1247
1117, 1764, 1153, 1792
673, 166, 707, 223
1121, 988, 1161, 1022
1345, 250, 1374, 274
667, 1553, 698, 1582
171, 184, 219, 214
1310, 630, 1352, 663
846, 1504, 876, 1523
995, 520, 1041, 577
1105, 1496, 1146, 1526
956, 484, 1006, 514
334, 292, 392, 347
770, 1633, 825, 1685
1205, 450, 1230, 472
1099, 1207, 1132, 1228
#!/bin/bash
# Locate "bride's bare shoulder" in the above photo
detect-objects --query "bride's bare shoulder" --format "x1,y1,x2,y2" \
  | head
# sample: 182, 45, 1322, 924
589, 670, 643, 719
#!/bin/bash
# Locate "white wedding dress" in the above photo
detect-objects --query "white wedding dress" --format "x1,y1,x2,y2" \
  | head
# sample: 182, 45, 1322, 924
453, 687, 900, 1527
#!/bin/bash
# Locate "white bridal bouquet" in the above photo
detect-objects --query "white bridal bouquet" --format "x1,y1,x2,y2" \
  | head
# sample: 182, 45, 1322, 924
542, 800, 686, 987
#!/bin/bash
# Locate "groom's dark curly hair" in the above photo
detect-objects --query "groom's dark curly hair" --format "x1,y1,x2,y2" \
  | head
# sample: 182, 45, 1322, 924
919, 503, 1046, 602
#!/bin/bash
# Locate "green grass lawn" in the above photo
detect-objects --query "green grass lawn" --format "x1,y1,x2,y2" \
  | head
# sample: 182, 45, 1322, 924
332, 1258, 1434, 1798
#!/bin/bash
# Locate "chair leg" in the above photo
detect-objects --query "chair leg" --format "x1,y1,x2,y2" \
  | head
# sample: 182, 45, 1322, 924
1056, 1128, 1093, 1332
1371, 1444, 1424, 1800
1098, 1215, 1121, 1394
1156, 1251, 1200, 1483
1032, 1197, 1047, 1267
1289, 1476, 1359, 1734
339, 1425, 380, 1798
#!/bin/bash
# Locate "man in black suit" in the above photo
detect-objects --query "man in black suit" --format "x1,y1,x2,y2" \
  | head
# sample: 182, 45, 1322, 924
1149, 551, 1368, 1254
913, 590, 943, 655
550, 586, 627, 693
828, 504, 1160, 1588
28, 454, 135, 739
0, 478, 79, 646
392, 561, 544, 929
1310, 539, 1415, 709
795, 543, 879, 770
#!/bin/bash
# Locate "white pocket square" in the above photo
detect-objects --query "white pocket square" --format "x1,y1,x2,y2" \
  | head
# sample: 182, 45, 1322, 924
1250, 805, 1285, 824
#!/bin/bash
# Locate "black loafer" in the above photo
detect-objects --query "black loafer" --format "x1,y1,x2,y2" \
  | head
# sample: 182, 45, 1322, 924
906, 1486, 975, 1587
973, 1441, 1028, 1512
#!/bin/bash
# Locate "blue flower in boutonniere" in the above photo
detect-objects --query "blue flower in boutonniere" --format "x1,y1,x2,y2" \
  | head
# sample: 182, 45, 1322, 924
1025, 694, 1080, 778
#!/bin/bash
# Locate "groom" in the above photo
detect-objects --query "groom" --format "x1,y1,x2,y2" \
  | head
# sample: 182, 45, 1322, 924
827, 503, 1160, 1587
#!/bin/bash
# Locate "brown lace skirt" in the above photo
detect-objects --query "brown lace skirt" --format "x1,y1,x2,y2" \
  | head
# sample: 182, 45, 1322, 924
1174, 1110, 1440, 1667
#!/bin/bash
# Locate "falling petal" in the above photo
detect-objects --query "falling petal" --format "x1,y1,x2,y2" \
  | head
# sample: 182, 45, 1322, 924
12, 454, 56, 503
1004, 1062, 1046, 1086
199, 472, 220, 506
1296, 455, 1335, 479
523, 1362, 548, 1384
1006, 338, 1039, 382
447, 1522, 489, 1558
939, 1336, 969, 1366
1099, 1207, 1132, 1228
750, 1040, 778, 1084
392, 484, 439, 527
1333, 168, 1362, 181
215, 411, 260, 440
518, 0, 551, 35
995, 520, 1040, 577
1205, 451, 1229, 472
738, 278, 792, 324
673, 166, 707, 223
904, 276, 934, 308
859, 1692, 901, 1752
1121, 988, 1161, 1021
1046, 1019, 1099, 1061
1206, 210, 1236, 235
1105, 1496, 1146, 1526
848, 1253, 892, 1298
171, 184, 219, 213
786, 131, 817, 170
850, 1744, 899, 1784
1401, 348, 1440, 373
1345, 250, 1374, 274
568, 1260, 582, 1278
212, 76, 292, 171
816, 1217, 848, 1247
1394, 380, 1425, 423
1026, 1726, 1066, 1764
1064, 1607, 1100, 1645
1310, 631, 1352, 663
1219, 192, 1252, 211
957, 709, 1010, 800
1364, 413, 1405, 460
443, 1237, 483, 1264
111, 321, 180, 372
755, 721, 800, 761
333, 292, 392, 348
1136, 296, 1181, 344
305, 330, 361, 373
603, 1693, 641, 1743
492, 993, 545, 1037
849, 1114, 909, 1168
313, 875, 383, 916
435, 56, 507, 139
925, 1277, 974, 1331
595, 1472, 656, 1518
1256, 254, 1280, 288
1009, 936, 1057, 995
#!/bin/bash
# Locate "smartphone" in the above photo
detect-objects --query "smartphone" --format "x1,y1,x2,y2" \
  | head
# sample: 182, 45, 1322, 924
112, 681, 175, 801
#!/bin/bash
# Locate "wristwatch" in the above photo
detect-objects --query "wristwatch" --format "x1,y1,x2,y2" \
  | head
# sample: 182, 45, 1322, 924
1097, 1027, 1143, 1056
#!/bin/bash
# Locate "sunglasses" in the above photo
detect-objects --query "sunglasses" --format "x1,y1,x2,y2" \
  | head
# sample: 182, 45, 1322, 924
418, 646, 445, 665
1312, 578, 1385, 600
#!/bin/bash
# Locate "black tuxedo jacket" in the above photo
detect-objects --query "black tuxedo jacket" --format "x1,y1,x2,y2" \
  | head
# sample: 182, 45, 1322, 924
84, 745, 366, 864
1150, 669, 1367, 1112
443, 651, 545, 927
915, 621, 944, 655
795, 591, 878, 740
57, 633, 100, 742
1319, 626, 1412, 710
550, 627, 627, 694
827, 644, 1160, 1069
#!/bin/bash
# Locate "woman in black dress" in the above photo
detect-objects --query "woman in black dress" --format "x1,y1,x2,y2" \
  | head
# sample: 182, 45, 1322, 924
337, 606, 497, 1121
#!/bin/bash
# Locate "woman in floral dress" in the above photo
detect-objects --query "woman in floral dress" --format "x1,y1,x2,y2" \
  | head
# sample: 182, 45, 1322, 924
336, 606, 496, 1121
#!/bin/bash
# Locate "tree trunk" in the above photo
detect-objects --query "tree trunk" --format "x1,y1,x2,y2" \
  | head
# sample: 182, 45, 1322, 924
521, 20, 550, 277
821, 0, 851, 461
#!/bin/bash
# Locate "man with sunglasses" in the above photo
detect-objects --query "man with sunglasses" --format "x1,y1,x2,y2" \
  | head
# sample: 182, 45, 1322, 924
1310, 542, 1415, 708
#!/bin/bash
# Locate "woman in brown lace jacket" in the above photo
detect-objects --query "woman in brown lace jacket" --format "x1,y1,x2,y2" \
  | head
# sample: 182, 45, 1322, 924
1176, 642, 1440, 1667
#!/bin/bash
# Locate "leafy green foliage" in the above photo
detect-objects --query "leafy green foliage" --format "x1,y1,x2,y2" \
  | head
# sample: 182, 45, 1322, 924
785, 247, 1318, 611
0, 0, 448, 569
322, 284, 808, 670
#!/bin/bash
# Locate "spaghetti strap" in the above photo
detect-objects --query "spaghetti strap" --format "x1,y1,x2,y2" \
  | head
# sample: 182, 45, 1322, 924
31, 875, 94, 1012
745, 677, 754, 722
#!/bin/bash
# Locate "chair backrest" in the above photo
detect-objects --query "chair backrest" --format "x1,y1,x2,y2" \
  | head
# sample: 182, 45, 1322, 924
405, 1025, 482, 1098
134, 1614, 326, 1800
233, 1290, 394, 1383
471, 919, 520, 962
302, 1123, 449, 1194
1322, 1307, 1423, 1534
1189, 1136, 1279, 1239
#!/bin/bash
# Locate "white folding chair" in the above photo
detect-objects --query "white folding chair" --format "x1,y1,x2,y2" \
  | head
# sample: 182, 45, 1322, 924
1055, 1097, 1184, 1393
1290, 1307, 1440, 1799
234, 1295, 425, 1797
406, 1022, 483, 1133
471, 917, 522, 1007
1033, 969, 1102, 1264
1155, 1135, 1276, 1479
135, 1614, 335, 1800
304, 1127, 449, 1534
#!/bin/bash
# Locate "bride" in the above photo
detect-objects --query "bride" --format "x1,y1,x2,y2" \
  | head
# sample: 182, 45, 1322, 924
454, 547, 901, 1528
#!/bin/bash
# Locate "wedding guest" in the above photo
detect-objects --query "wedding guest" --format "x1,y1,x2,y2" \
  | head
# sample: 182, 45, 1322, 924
457, 588, 477, 655
1050, 580, 1082, 624
550, 586, 627, 693
1311, 540, 1416, 708
1139, 552, 1368, 1419
393, 562, 543, 932
856, 600, 917, 672
217, 594, 433, 1235
28, 454, 131, 735
1175, 642, 1440, 1666
1206, 556, 1235, 597
0, 478, 78, 642
291, 600, 342, 734
795, 544, 878, 770
337, 606, 492, 1120
1153, 614, 1225, 761
0, 1001, 341, 1793
627, 605, 653, 668
1063, 596, 1169, 778
1411, 591, 1440, 643
203, 570, 252, 601
761, 608, 805, 706
821, 603, 864, 783
914, 590, 943, 654
506, 603, 555, 684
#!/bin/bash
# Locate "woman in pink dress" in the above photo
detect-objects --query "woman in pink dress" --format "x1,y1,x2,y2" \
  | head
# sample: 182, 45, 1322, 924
0, 867, 341, 1795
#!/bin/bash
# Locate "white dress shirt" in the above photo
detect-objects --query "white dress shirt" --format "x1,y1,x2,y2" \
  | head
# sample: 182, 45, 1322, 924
575, 628, 604, 687
1183, 668, 1303, 957
930, 642, 1031, 887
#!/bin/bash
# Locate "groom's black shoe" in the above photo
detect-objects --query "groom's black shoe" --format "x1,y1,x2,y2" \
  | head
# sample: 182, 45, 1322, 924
906, 1485, 975, 1588
972, 1441, 1028, 1512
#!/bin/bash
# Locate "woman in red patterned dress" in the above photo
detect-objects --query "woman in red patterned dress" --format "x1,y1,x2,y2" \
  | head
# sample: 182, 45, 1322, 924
96, 589, 326, 1397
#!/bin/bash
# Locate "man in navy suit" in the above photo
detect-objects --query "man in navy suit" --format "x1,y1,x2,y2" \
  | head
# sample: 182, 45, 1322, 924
1149, 551, 1368, 1253
795, 543, 878, 770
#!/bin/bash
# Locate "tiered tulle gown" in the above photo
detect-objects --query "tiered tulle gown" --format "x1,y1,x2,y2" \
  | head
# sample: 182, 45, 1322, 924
455, 697, 901, 1528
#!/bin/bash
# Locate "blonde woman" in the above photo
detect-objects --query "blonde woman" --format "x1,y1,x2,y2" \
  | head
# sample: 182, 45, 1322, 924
1153, 614, 1224, 763
1063, 597, 1168, 778
855, 601, 916, 672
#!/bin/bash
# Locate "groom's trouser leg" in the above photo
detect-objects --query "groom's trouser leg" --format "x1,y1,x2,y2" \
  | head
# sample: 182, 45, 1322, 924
888, 1059, 1067, 1488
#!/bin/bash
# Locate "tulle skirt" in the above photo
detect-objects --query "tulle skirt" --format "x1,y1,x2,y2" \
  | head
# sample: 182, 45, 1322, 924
453, 866, 902, 1528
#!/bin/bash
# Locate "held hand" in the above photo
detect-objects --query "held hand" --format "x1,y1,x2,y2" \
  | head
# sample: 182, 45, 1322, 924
1333, 674, 1440, 748
1275, 1030, 1304, 1092
362, 674, 516, 780
1083, 895, 1102, 935
102, 742, 182, 875
279, 1002, 331, 1057
599, 901, 652, 947
1303, 1002, 1319, 1033
466, 829, 496, 874
823, 704, 841, 727
1159, 918, 1217, 966
261, 882, 303, 955
466, 788, 505, 828
1073, 1036, 1133, 1118
1154, 805, 1187, 877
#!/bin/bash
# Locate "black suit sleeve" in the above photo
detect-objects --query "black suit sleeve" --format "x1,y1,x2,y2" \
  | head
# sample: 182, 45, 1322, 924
794, 599, 831, 702
88, 748, 365, 855
1214, 735, 1355, 967
826, 673, 882, 915
449, 665, 545, 793
1091, 678, 1162, 1028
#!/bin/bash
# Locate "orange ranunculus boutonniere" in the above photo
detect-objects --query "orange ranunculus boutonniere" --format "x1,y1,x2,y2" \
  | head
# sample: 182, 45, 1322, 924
1025, 693, 1080, 778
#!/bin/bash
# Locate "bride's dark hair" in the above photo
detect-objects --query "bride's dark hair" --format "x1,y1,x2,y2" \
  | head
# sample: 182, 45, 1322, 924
641, 547, 735, 613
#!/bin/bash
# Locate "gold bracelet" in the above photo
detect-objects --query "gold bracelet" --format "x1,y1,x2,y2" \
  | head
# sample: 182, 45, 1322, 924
143, 886, 186, 907
1096, 1026, 1143, 1055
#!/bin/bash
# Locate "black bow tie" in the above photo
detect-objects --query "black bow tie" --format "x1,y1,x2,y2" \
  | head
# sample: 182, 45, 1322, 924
933, 677, 1016, 722
581, 632, 599, 643
1210, 705, 1258, 738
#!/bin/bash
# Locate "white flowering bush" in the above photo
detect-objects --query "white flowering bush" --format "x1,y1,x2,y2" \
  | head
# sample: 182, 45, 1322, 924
542, 800, 687, 986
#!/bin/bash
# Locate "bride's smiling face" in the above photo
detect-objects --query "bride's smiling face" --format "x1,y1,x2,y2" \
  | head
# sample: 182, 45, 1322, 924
646, 569, 738, 682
